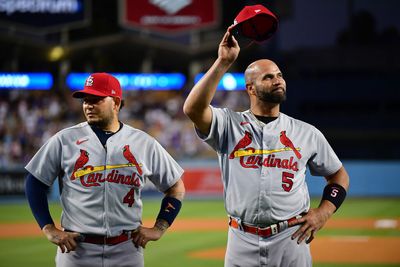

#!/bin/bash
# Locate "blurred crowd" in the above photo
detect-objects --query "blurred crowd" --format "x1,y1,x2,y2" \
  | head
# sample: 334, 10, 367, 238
0, 89, 249, 168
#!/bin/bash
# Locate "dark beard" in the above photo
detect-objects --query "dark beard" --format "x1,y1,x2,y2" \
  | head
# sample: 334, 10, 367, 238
87, 118, 111, 129
257, 90, 286, 104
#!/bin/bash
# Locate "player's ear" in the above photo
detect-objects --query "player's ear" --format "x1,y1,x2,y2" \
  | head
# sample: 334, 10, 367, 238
246, 83, 256, 96
113, 97, 122, 111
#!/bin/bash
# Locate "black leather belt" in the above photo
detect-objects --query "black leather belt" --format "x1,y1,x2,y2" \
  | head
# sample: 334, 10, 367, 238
65, 230, 132, 245
81, 232, 131, 245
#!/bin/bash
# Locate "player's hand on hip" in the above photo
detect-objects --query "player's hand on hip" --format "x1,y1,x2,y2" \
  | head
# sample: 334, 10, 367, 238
218, 27, 240, 66
289, 207, 333, 244
131, 226, 165, 249
42, 224, 81, 253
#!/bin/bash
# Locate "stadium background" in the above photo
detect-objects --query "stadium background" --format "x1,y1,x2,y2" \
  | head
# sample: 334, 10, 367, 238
0, 0, 399, 266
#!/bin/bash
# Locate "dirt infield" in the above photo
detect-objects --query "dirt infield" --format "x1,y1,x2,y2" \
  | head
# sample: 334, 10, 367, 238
189, 236, 400, 264
184, 218, 400, 264
1, 218, 399, 264
2, 218, 399, 237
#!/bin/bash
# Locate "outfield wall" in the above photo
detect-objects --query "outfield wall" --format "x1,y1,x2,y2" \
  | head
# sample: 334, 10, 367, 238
1, 160, 399, 200
306, 160, 400, 197
178, 160, 400, 198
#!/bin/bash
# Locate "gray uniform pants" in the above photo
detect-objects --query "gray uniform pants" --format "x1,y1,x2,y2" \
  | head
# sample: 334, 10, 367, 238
225, 225, 312, 267
55, 239, 144, 267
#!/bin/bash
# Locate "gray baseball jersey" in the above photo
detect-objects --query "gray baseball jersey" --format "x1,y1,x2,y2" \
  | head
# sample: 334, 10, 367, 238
25, 121, 183, 237
197, 107, 342, 225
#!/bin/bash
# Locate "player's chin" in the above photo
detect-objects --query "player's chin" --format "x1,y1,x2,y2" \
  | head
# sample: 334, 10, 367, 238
86, 117, 101, 125
269, 93, 286, 104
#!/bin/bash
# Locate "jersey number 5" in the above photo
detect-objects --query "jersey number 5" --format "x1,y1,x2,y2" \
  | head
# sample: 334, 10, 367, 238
282, 171, 294, 192
123, 188, 135, 207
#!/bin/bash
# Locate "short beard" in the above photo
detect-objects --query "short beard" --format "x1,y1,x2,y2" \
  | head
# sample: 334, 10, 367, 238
87, 116, 113, 130
257, 90, 286, 104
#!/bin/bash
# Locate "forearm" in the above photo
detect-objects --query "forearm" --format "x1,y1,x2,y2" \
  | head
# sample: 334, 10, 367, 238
164, 179, 185, 201
183, 29, 239, 134
184, 58, 232, 115
325, 166, 350, 190
291, 167, 350, 244
320, 166, 350, 213
154, 179, 185, 229
317, 199, 336, 219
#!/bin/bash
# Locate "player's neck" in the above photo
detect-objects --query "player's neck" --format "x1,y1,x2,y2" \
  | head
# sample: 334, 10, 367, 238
250, 103, 280, 117
93, 119, 121, 133
104, 120, 121, 133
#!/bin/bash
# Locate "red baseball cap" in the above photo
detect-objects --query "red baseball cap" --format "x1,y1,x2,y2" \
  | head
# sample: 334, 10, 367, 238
72, 73, 122, 99
230, 4, 278, 42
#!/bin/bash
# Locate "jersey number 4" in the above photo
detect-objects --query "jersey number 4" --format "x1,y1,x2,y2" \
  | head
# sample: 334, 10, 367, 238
282, 171, 294, 192
123, 188, 135, 207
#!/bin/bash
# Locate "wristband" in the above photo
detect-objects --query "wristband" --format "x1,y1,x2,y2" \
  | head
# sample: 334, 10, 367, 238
156, 196, 182, 226
322, 183, 347, 212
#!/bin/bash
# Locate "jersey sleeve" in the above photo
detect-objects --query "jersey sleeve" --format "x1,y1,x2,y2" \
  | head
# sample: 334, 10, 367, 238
195, 106, 229, 153
307, 128, 342, 177
146, 139, 184, 192
25, 134, 62, 186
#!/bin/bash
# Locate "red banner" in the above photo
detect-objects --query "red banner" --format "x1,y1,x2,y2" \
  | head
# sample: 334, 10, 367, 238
182, 167, 223, 196
120, 0, 219, 33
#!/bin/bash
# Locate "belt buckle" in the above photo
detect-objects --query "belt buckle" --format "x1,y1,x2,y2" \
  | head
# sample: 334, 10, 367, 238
103, 236, 108, 245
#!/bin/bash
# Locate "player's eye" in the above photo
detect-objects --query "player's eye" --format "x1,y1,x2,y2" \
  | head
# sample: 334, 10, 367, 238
83, 97, 104, 105
263, 74, 273, 80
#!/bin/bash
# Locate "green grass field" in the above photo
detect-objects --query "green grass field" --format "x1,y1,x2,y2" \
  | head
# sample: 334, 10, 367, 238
0, 198, 399, 267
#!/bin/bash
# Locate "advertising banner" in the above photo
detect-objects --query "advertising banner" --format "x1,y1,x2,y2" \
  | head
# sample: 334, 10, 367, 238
182, 167, 223, 196
0, 0, 90, 33
119, 0, 219, 34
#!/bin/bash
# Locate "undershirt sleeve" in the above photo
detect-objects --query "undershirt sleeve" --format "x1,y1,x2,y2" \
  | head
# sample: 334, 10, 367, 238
25, 173, 54, 229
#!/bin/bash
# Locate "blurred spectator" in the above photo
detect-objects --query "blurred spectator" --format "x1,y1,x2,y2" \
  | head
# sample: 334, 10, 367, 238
0, 89, 249, 168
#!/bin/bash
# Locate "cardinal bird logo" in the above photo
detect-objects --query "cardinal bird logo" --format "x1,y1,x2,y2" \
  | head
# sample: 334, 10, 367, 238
229, 131, 253, 159
70, 149, 89, 180
123, 145, 143, 175
279, 131, 302, 159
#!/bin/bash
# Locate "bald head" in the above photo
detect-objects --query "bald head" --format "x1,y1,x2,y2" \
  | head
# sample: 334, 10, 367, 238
244, 59, 280, 85
243, 59, 286, 106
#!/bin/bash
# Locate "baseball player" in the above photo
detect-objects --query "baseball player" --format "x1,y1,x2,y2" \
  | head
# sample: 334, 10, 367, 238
183, 28, 350, 266
25, 73, 185, 267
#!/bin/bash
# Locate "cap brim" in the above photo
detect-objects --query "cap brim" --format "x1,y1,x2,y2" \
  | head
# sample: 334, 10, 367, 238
72, 89, 109, 98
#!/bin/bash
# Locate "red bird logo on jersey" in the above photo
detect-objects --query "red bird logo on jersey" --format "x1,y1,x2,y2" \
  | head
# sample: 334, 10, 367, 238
123, 145, 143, 175
279, 131, 302, 159
70, 149, 89, 180
229, 131, 253, 159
